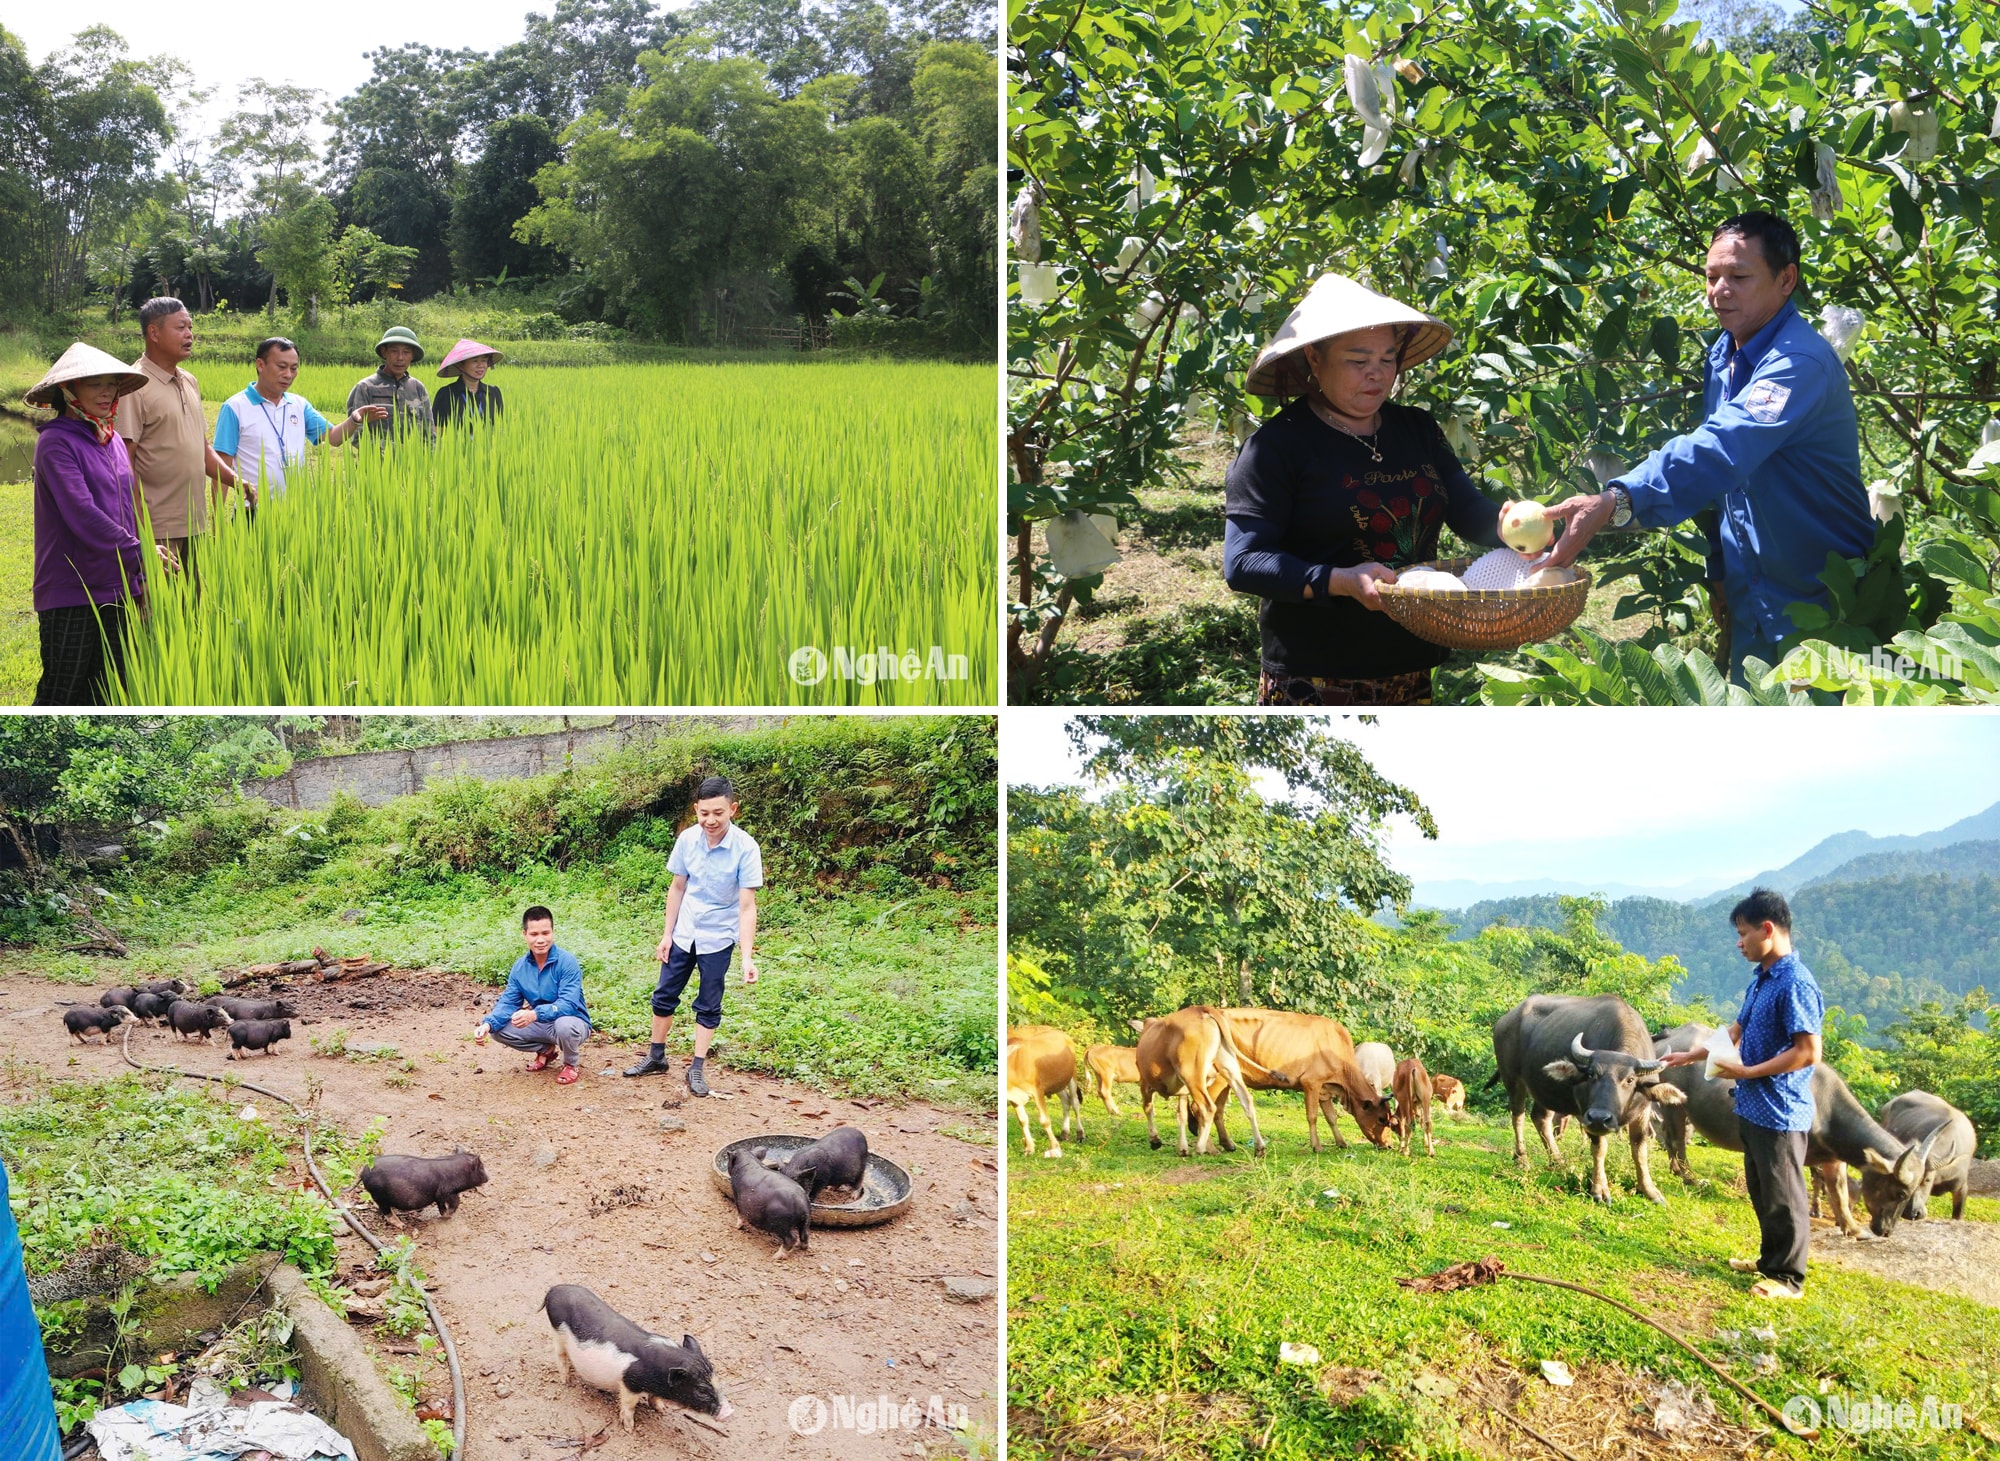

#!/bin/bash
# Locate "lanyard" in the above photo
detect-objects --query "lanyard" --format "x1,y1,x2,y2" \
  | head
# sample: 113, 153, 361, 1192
254, 391, 291, 458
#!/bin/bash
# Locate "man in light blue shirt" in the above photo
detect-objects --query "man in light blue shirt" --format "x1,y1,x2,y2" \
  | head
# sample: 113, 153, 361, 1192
471, 905, 593, 1085
622, 776, 763, 1096
1536, 211, 1873, 686
212, 336, 381, 503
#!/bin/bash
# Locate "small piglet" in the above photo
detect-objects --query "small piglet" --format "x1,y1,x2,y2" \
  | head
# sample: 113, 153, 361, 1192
726, 1146, 810, 1256
207, 997, 299, 1022
763, 1125, 869, 1201
139, 979, 190, 996
166, 1000, 232, 1042
64, 1006, 134, 1043
99, 988, 139, 1011
128, 991, 174, 1024
542, 1284, 732, 1432
360, 1151, 489, 1219
226, 1018, 292, 1058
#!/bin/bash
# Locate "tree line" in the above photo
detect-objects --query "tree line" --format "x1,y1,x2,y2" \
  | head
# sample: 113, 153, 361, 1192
0, 0, 996, 350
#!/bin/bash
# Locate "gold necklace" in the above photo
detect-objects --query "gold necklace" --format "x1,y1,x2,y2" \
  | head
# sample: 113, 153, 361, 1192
1307, 394, 1384, 462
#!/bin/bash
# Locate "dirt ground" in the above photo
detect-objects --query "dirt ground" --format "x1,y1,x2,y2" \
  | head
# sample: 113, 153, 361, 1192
1813, 1217, 2000, 1310
3, 971, 1000, 1459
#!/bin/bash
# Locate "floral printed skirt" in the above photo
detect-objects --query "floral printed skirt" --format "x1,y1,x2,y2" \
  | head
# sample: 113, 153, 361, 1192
1256, 668, 1434, 706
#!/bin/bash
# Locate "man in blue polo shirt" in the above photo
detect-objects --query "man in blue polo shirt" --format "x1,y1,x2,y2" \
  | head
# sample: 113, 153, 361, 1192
1664, 888, 1825, 1300
1535, 211, 1873, 686
622, 776, 762, 1097
213, 336, 383, 504
471, 905, 593, 1085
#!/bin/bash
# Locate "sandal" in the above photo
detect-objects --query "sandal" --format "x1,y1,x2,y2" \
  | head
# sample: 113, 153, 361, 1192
527, 1048, 559, 1073
1726, 1257, 1761, 1273
555, 1064, 580, 1086
1748, 1278, 1803, 1300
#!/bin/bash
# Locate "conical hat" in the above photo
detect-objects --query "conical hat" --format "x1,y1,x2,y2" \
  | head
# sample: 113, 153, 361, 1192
436, 338, 504, 377
1246, 274, 1452, 397
25, 342, 149, 407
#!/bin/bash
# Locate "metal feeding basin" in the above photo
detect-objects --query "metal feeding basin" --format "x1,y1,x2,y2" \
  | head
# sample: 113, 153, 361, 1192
710, 1135, 913, 1228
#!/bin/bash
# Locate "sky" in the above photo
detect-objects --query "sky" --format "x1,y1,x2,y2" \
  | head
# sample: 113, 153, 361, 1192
1003, 710, 2000, 905
15, 5, 563, 106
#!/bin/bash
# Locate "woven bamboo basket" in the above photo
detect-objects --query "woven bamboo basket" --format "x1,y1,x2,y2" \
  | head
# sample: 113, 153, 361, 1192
1376, 555, 1592, 651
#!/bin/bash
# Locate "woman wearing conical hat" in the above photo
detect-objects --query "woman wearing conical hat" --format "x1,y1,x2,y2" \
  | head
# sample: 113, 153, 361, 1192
1224, 274, 1502, 705
25, 343, 159, 705
432, 339, 505, 429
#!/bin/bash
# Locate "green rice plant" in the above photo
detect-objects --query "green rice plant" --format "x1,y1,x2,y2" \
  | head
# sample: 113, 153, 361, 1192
112, 361, 994, 704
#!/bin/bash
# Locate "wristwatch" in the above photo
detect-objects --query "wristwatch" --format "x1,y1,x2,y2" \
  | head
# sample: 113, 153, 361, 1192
1607, 484, 1633, 528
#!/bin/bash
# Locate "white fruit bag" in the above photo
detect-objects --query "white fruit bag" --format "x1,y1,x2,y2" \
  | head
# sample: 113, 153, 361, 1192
1703, 1026, 1740, 1080
1045, 511, 1120, 578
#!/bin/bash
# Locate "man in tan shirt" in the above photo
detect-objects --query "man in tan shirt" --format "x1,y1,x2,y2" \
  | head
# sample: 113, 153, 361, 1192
119, 297, 238, 578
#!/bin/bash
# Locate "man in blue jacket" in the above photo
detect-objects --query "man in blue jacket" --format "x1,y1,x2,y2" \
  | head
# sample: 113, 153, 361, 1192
472, 906, 592, 1085
1537, 211, 1873, 685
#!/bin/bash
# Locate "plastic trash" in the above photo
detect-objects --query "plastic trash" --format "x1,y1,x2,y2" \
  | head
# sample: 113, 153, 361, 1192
1703, 1026, 1740, 1080
1279, 1342, 1322, 1365
87, 1396, 358, 1461
1540, 1360, 1574, 1386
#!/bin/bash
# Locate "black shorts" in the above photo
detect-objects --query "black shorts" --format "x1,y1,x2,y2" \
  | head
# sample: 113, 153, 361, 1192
652, 942, 732, 1028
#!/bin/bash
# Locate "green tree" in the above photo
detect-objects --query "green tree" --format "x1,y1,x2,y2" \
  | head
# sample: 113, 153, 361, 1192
331, 224, 420, 304
912, 40, 997, 352
256, 193, 338, 322
450, 113, 564, 285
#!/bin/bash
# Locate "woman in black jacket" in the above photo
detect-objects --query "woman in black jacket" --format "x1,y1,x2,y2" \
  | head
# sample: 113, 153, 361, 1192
1224, 274, 1500, 705
433, 338, 505, 428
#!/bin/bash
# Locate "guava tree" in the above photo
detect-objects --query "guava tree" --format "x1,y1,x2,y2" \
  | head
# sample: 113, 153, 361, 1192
1007, 0, 2000, 701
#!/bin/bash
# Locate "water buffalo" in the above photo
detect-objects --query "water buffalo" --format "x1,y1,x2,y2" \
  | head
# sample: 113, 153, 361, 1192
1135, 1006, 1278, 1158
1650, 1023, 1938, 1236
1875, 1091, 1976, 1230
1006, 1025, 1083, 1158
1494, 995, 1684, 1203
1199, 1009, 1390, 1153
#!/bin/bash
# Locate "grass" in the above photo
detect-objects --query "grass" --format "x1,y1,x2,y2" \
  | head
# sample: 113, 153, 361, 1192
11, 844, 998, 1113
1014, 430, 1650, 706
97, 361, 992, 706
1007, 1096, 2000, 1460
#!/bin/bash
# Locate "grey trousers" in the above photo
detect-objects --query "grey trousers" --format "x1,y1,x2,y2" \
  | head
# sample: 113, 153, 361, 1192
492, 1016, 589, 1068
1740, 1119, 1810, 1289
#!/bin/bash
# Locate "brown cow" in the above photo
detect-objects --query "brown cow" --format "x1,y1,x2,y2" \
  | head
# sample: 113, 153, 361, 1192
1006, 1025, 1083, 1158
1135, 1007, 1276, 1157
1200, 1008, 1392, 1153
1430, 1073, 1466, 1116
1084, 1043, 1141, 1115
1391, 1056, 1436, 1157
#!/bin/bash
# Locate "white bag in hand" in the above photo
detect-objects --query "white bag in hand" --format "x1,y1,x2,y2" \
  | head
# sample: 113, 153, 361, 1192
1703, 1026, 1740, 1080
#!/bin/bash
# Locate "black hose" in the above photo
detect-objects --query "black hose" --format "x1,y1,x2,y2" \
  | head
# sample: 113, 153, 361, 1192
118, 1024, 468, 1458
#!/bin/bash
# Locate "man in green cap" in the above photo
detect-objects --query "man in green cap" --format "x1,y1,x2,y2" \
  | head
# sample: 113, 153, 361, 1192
346, 326, 434, 443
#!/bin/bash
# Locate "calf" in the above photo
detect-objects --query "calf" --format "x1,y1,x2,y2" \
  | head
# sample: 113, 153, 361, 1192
360, 1152, 489, 1219
226, 1018, 292, 1059
1084, 1043, 1141, 1116
1873, 1091, 1976, 1231
1430, 1074, 1467, 1116
1134, 1007, 1274, 1158
206, 997, 299, 1022
542, 1285, 731, 1433
166, 1000, 232, 1042
1391, 1056, 1436, 1158
725, 1146, 810, 1256
64, 1006, 134, 1044
1006, 1025, 1083, 1158
763, 1126, 867, 1201
1494, 995, 1684, 1204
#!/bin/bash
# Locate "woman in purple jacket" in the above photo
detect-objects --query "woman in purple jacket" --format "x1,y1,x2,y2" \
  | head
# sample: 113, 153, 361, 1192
26, 344, 154, 705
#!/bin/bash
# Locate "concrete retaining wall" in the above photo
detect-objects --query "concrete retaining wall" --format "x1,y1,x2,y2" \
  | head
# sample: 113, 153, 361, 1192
249, 716, 774, 810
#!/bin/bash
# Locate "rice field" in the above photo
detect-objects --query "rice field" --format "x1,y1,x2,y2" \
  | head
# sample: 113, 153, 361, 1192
109, 360, 994, 705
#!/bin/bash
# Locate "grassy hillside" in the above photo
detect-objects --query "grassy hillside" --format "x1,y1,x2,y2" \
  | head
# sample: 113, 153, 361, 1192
1008, 1098, 2000, 1460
